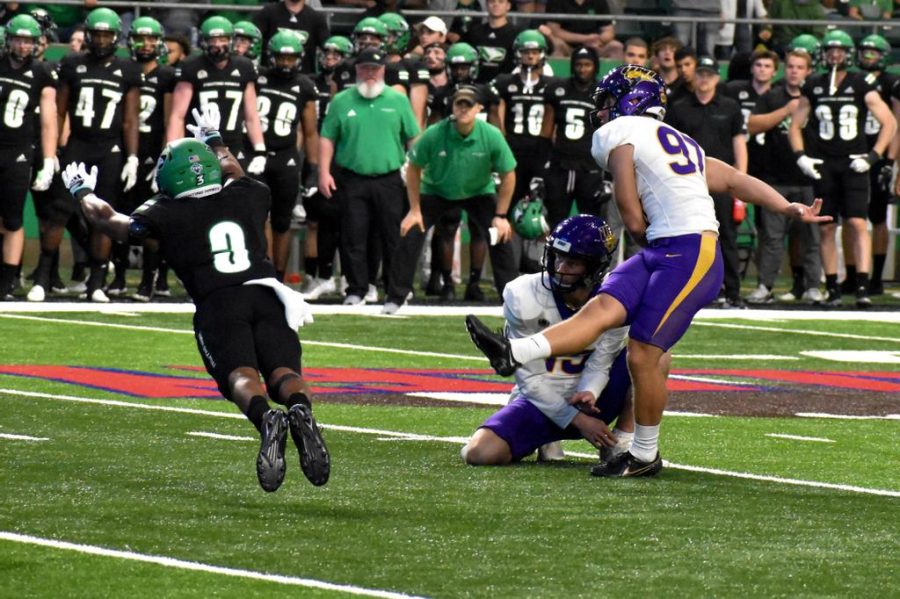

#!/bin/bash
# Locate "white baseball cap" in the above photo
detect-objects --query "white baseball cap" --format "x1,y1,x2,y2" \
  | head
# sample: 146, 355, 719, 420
418, 16, 448, 36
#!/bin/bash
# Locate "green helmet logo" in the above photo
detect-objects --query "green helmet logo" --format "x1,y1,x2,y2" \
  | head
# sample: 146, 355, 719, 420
447, 42, 479, 82
820, 29, 854, 69
5, 14, 41, 62
512, 197, 550, 240
268, 30, 304, 76
858, 34, 890, 72
128, 16, 165, 63
378, 13, 410, 55
353, 17, 387, 52
233, 20, 263, 60
156, 139, 223, 200
514, 29, 547, 65
85, 8, 122, 59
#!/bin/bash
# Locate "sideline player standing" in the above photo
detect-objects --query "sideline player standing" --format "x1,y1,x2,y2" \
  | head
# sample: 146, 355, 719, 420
466, 66, 830, 477
462, 215, 648, 466
62, 106, 329, 493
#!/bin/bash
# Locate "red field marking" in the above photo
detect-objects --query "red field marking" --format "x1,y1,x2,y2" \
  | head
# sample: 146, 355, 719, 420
1, 365, 896, 399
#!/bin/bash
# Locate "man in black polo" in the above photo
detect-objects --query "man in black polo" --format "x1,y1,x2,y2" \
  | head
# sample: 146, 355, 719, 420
253, 0, 329, 75
665, 55, 747, 308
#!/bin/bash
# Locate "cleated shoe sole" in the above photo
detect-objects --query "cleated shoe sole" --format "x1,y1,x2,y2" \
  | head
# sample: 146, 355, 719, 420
465, 315, 519, 376
590, 451, 663, 478
256, 409, 288, 492
288, 404, 330, 486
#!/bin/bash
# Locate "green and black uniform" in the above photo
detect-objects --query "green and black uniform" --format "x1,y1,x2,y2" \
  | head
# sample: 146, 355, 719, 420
320, 85, 419, 298
385, 117, 517, 303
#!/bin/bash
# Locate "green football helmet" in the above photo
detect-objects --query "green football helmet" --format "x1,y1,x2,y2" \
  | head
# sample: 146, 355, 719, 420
788, 34, 821, 68
511, 196, 550, 240
319, 35, 352, 73
268, 29, 304, 77
513, 29, 547, 66
233, 20, 262, 60
378, 13, 410, 55
858, 34, 890, 72
446, 42, 479, 82
5, 14, 41, 62
200, 16, 234, 61
820, 29, 854, 69
155, 139, 223, 200
28, 7, 56, 40
353, 17, 387, 52
85, 7, 122, 59
128, 16, 165, 63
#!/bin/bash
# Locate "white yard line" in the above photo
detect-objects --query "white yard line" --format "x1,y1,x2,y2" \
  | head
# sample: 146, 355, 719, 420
2, 387, 894, 498
796, 412, 900, 420
692, 321, 900, 344
187, 431, 255, 442
673, 354, 800, 361
0, 432, 49, 441
0, 531, 426, 599
765, 433, 835, 443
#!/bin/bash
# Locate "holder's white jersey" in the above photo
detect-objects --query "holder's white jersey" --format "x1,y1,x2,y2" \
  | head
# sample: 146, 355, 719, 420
503, 272, 628, 429
591, 115, 719, 242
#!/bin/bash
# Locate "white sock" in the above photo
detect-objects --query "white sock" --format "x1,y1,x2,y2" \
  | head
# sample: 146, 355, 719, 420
509, 333, 551, 364
612, 428, 634, 448
630, 423, 659, 462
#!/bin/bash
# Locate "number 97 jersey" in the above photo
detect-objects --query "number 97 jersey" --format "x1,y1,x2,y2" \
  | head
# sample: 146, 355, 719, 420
591, 116, 719, 242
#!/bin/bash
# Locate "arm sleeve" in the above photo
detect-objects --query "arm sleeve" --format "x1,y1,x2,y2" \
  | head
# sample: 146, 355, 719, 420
576, 326, 628, 398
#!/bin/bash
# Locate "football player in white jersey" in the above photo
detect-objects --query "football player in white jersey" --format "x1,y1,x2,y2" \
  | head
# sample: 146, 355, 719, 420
463, 215, 661, 466
466, 65, 830, 477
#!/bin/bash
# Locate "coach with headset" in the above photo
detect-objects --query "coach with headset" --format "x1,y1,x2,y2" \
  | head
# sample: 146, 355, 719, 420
382, 86, 517, 314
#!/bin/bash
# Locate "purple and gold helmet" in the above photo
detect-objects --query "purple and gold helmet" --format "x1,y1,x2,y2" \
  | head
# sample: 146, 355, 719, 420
590, 65, 667, 128
542, 214, 618, 295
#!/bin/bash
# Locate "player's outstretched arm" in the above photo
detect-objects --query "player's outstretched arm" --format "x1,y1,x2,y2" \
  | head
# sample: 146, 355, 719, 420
62, 163, 131, 243
187, 105, 244, 180
706, 157, 832, 224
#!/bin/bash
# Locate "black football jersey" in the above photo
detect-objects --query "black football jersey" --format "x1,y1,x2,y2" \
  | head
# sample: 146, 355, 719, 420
753, 82, 813, 185
543, 78, 594, 162
0, 58, 57, 148
864, 71, 900, 149
130, 176, 276, 303
724, 79, 765, 177
175, 54, 258, 150
494, 73, 552, 153
801, 70, 876, 157
137, 64, 176, 159
59, 53, 142, 144
463, 22, 520, 84
256, 68, 317, 151
313, 71, 333, 130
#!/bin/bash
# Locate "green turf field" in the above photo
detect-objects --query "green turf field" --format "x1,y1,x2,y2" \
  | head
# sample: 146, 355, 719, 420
1, 309, 898, 597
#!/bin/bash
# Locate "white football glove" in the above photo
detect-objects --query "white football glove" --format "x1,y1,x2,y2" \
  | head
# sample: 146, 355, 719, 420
146, 163, 159, 193
849, 151, 878, 174
247, 154, 267, 175
121, 155, 139, 192
796, 154, 823, 180
31, 157, 56, 191
62, 162, 98, 197
186, 104, 222, 143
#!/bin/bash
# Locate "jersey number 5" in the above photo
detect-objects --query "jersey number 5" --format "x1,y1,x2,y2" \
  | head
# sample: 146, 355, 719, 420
657, 125, 705, 175
209, 221, 251, 274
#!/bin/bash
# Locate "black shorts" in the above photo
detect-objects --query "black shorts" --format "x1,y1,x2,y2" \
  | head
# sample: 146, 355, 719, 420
812, 156, 870, 220
62, 137, 126, 207
255, 148, 300, 233
868, 158, 891, 225
0, 145, 33, 231
543, 160, 608, 228
193, 285, 302, 399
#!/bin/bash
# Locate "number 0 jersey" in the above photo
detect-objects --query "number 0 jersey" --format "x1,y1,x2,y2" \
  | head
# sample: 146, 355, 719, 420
503, 272, 628, 428
801, 70, 876, 157
58, 53, 142, 144
591, 116, 719, 241
0, 59, 57, 148
129, 176, 277, 303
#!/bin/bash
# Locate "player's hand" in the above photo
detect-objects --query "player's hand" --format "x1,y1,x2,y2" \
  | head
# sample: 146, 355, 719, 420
303, 167, 319, 196
849, 151, 879, 174
492, 216, 512, 243
319, 170, 336, 198
31, 157, 56, 191
146, 163, 159, 193
787, 197, 832, 224
399, 210, 425, 237
795, 154, 823, 180
568, 390, 599, 414
572, 412, 616, 449
247, 154, 266, 175
62, 162, 98, 197
187, 104, 222, 143
121, 155, 139, 192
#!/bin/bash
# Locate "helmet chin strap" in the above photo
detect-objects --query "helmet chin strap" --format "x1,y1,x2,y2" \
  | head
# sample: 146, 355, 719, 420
829, 64, 838, 95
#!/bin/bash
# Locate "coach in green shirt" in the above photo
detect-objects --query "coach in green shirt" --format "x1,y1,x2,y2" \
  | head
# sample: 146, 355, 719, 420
318, 47, 419, 305
382, 86, 517, 313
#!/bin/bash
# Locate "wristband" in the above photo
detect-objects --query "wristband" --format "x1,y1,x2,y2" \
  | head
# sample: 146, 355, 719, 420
867, 150, 882, 164
793, 150, 805, 159
494, 213, 508, 219
253, 143, 266, 156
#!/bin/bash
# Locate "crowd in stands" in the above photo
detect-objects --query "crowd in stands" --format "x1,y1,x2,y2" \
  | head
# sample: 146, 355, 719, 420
0, 0, 897, 309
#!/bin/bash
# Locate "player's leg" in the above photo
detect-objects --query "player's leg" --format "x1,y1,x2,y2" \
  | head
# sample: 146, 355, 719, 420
843, 168, 872, 305
384, 193, 443, 307
267, 151, 301, 282
462, 428, 513, 465
868, 188, 889, 295
543, 162, 574, 229
0, 153, 29, 298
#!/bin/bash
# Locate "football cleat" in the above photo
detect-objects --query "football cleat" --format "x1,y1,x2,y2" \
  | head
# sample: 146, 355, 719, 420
825, 288, 842, 307
107, 276, 128, 297
132, 282, 152, 302
256, 409, 288, 492
302, 277, 337, 301
154, 277, 171, 297
590, 451, 662, 478
855, 287, 872, 308
801, 288, 824, 303
288, 403, 330, 486
26, 284, 46, 302
465, 315, 519, 376
364, 284, 379, 304
746, 284, 773, 304
464, 281, 485, 302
